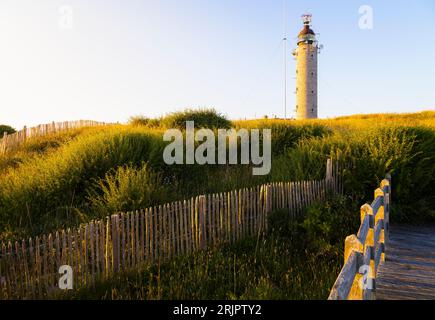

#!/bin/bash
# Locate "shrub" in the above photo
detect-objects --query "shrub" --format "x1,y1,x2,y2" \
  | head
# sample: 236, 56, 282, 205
128, 116, 161, 128
282, 125, 435, 223
235, 120, 331, 156
161, 108, 231, 130
302, 194, 359, 252
0, 125, 16, 136
87, 163, 176, 215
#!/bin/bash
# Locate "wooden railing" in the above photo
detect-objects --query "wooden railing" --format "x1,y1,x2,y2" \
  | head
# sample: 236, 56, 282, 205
0, 120, 113, 154
0, 160, 342, 299
328, 174, 391, 300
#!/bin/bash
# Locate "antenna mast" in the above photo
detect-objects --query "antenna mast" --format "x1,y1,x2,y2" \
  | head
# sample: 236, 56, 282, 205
283, 0, 288, 119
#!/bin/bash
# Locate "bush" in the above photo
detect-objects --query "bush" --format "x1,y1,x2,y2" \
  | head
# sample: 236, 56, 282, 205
235, 120, 331, 156
302, 194, 359, 252
0, 125, 15, 136
128, 116, 161, 128
282, 125, 435, 223
128, 109, 231, 130
87, 163, 176, 215
162, 108, 231, 130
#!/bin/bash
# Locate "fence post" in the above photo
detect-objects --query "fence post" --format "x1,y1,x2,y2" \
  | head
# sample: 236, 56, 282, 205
111, 215, 120, 273
344, 235, 364, 300
374, 189, 387, 276
362, 246, 374, 300
360, 204, 375, 300
198, 196, 206, 249
1, 132, 7, 154
326, 158, 333, 182
259, 185, 268, 232
265, 185, 272, 232
381, 176, 391, 247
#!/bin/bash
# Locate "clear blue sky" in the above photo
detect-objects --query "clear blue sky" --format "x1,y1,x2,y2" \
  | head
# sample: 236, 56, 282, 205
1, 0, 434, 129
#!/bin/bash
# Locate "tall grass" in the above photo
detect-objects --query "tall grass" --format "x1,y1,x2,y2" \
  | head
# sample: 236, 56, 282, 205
1, 120, 333, 239
65, 194, 355, 300
0, 126, 167, 238
0, 127, 100, 173
0, 111, 434, 241
286, 125, 435, 222
0, 110, 433, 300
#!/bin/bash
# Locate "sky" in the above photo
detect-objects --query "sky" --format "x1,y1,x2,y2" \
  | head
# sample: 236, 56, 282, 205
1, 0, 435, 129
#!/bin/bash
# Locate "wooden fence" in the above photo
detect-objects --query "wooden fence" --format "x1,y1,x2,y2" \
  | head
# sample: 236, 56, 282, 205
0, 120, 112, 154
328, 174, 391, 300
0, 160, 342, 299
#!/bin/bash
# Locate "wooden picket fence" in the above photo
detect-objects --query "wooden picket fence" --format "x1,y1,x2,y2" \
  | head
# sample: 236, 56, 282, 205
0, 120, 112, 154
0, 160, 342, 299
328, 174, 391, 300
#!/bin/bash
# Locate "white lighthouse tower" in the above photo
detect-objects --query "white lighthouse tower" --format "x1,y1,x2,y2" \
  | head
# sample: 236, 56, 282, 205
293, 14, 320, 120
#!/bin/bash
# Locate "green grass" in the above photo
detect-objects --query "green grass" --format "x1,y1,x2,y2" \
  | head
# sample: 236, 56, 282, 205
70, 237, 340, 300
0, 127, 98, 173
0, 111, 434, 241
0, 122, 334, 240
65, 194, 355, 300
1, 110, 434, 300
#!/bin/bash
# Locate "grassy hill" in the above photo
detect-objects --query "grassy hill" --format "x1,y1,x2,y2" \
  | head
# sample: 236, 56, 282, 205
0, 111, 434, 241
0, 110, 434, 299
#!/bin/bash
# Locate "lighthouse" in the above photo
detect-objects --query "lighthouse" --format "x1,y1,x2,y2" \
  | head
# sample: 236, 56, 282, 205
293, 14, 320, 120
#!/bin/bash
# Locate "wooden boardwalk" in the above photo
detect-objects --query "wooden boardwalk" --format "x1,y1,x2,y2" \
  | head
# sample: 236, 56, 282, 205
376, 225, 435, 300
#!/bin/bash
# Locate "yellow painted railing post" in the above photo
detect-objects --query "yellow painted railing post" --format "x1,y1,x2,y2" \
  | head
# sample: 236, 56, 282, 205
344, 235, 363, 264
374, 188, 386, 264
361, 203, 374, 240
381, 178, 391, 247
361, 204, 375, 299
344, 235, 364, 300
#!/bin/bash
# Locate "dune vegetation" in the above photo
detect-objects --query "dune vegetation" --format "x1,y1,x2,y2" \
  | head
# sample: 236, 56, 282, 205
0, 125, 16, 136
0, 109, 434, 299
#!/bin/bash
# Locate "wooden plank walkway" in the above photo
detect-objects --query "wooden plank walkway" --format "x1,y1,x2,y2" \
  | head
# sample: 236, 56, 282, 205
376, 225, 435, 300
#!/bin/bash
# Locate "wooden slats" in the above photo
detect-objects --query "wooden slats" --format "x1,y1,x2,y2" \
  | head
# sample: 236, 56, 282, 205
0, 120, 112, 154
377, 225, 435, 300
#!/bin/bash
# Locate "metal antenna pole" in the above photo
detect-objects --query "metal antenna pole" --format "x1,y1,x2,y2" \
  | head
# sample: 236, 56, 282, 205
283, 0, 287, 119
284, 37, 287, 119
